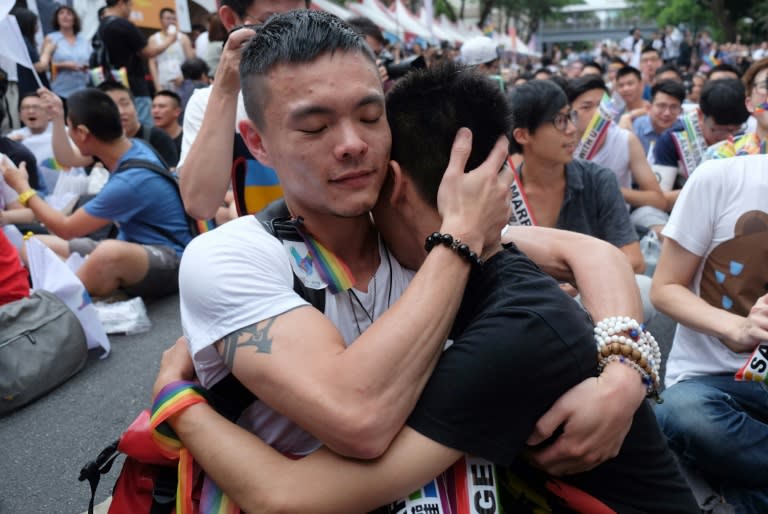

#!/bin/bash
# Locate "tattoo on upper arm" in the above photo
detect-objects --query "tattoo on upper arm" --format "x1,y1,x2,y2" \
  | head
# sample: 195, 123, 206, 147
218, 317, 277, 370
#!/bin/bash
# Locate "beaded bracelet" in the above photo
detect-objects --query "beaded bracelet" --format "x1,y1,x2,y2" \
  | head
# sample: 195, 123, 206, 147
424, 232, 484, 267
594, 316, 662, 401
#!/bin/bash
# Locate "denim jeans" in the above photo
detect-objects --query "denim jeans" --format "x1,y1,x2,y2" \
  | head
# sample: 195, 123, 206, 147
133, 95, 153, 127
655, 375, 768, 513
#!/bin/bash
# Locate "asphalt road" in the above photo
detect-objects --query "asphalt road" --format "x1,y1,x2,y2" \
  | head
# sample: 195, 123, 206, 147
0, 294, 182, 514
0, 289, 678, 514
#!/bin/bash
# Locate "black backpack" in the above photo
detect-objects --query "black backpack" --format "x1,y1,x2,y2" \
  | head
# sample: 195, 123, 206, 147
89, 16, 119, 70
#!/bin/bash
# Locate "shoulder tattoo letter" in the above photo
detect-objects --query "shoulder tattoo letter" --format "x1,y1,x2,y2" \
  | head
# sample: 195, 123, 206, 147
219, 317, 277, 370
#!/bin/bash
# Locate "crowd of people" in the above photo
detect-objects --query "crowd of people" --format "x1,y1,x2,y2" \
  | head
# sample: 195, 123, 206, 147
1, 0, 767, 513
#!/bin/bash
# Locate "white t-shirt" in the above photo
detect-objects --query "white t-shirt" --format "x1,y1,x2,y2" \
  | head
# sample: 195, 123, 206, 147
180, 215, 414, 455
194, 32, 209, 60
151, 32, 186, 90
8, 124, 53, 165
177, 86, 248, 170
662, 155, 768, 387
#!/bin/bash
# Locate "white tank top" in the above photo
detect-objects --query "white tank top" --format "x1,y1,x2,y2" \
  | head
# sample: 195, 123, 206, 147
592, 124, 632, 189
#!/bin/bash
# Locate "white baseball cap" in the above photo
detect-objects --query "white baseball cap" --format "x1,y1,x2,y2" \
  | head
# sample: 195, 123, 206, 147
460, 36, 499, 66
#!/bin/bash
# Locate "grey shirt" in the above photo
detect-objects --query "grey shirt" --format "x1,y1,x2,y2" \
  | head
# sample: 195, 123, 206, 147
552, 159, 638, 248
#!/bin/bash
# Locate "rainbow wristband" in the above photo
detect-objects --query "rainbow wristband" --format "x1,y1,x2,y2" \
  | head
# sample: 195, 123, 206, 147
150, 380, 208, 456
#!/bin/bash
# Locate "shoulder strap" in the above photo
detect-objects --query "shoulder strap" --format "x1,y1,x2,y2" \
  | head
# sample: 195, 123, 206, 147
113, 158, 195, 247
255, 198, 326, 312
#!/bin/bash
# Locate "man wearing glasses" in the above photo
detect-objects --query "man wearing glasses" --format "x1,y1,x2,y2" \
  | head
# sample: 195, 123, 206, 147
507, 79, 656, 320
632, 80, 686, 156
652, 78, 749, 210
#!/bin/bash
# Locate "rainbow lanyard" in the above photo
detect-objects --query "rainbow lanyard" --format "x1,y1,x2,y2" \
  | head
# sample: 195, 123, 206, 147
295, 226, 356, 294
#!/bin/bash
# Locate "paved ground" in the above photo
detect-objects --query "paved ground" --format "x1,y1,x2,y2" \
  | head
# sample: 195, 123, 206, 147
0, 291, 677, 514
0, 294, 182, 514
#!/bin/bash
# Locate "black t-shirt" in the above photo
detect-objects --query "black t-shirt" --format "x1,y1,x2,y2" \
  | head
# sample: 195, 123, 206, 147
100, 16, 149, 97
172, 132, 182, 161
136, 125, 179, 168
0, 137, 44, 194
406, 244, 698, 514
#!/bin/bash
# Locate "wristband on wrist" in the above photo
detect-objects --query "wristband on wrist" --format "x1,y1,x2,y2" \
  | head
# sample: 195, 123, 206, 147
17, 189, 37, 207
150, 380, 209, 456
150, 380, 209, 514
594, 316, 662, 402
424, 232, 484, 268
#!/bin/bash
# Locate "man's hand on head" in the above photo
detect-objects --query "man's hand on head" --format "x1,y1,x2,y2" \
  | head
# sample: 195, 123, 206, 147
153, 337, 197, 402
215, 26, 258, 96
437, 128, 513, 258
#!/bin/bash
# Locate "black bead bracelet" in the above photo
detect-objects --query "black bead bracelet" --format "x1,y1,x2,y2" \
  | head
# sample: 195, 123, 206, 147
424, 232, 484, 267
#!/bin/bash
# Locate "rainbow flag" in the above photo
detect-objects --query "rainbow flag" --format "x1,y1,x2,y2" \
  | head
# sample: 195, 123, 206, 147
296, 230, 355, 294
754, 101, 768, 114
576, 93, 616, 160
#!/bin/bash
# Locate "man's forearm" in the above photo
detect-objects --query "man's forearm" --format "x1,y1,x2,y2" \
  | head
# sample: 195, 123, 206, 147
168, 403, 459, 514
504, 227, 643, 321
652, 282, 745, 348
24, 193, 74, 238
621, 187, 667, 211
178, 86, 238, 219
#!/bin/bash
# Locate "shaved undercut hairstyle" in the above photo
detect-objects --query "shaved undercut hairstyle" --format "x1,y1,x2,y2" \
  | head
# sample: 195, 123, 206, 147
239, 9, 376, 128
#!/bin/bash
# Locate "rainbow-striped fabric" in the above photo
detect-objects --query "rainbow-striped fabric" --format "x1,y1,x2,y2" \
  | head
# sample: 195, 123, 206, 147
296, 230, 356, 294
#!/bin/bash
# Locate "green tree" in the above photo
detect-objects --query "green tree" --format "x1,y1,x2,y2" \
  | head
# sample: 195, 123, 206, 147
631, 0, 753, 41
477, 0, 574, 41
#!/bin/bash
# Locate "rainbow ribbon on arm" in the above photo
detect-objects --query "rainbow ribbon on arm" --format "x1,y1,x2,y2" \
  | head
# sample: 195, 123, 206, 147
150, 380, 240, 514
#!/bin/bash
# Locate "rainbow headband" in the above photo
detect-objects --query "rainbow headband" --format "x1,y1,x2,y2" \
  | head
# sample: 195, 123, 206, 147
296, 226, 356, 294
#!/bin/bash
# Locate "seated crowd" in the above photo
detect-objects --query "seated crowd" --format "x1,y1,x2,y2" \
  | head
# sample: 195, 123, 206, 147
1, 2, 767, 513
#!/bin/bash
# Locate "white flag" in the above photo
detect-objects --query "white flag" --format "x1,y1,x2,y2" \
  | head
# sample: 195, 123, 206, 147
0, 0, 13, 21
0, 15, 43, 88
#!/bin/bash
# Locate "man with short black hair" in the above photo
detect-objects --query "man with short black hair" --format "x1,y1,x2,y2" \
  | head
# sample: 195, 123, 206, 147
151, 90, 183, 156
654, 78, 750, 172
654, 63, 683, 83
1, 88, 192, 298
632, 79, 686, 155
615, 65, 648, 123
566, 75, 666, 218
46, 81, 179, 168
707, 62, 740, 81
